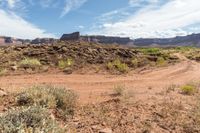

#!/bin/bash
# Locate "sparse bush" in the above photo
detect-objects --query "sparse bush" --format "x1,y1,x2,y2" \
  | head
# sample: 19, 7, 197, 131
0, 106, 66, 133
16, 86, 78, 116
58, 58, 73, 69
156, 57, 166, 66
141, 48, 160, 55
113, 85, 125, 96
107, 62, 114, 70
131, 58, 139, 68
0, 68, 7, 76
107, 59, 129, 73
181, 84, 197, 95
19, 58, 41, 68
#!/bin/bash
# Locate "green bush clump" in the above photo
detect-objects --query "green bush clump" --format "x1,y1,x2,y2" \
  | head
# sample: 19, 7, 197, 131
16, 86, 78, 116
141, 48, 161, 55
156, 57, 166, 66
181, 85, 197, 95
0, 106, 66, 133
107, 59, 129, 73
58, 58, 74, 69
19, 58, 41, 68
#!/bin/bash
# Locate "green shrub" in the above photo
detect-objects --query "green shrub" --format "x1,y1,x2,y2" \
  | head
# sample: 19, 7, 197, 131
0, 106, 66, 133
181, 85, 197, 95
131, 58, 139, 67
19, 58, 41, 68
16, 86, 78, 116
141, 48, 161, 54
156, 57, 166, 66
58, 58, 73, 69
107, 62, 114, 70
107, 59, 129, 73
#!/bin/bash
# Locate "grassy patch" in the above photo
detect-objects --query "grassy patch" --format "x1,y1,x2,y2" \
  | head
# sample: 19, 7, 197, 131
58, 58, 74, 69
107, 59, 129, 73
180, 84, 197, 95
19, 58, 41, 68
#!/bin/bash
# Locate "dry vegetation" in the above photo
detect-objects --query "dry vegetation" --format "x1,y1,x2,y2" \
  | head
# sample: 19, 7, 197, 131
0, 43, 200, 132
0, 83, 200, 133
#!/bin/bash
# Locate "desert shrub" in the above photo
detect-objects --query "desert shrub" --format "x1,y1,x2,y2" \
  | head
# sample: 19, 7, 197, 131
19, 58, 41, 68
156, 57, 166, 66
0, 106, 65, 133
113, 85, 125, 96
58, 58, 73, 69
131, 58, 139, 67
181, 84, 197, 95
16, 86, 78, 116
141, 48, 161, 55
0, 68, 7, 76
107, 62, 114, 70
107, 59, 129, 73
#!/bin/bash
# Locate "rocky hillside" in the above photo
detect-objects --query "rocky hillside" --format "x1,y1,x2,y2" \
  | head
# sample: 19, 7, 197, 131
0, 42, 178, 75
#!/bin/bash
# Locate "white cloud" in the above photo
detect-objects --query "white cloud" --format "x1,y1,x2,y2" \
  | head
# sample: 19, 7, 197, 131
0, 9, 55, 39
60, 0, 88, 17
7, 0, 16, 8
129, 0, 159, 7
92, 0, 200, 38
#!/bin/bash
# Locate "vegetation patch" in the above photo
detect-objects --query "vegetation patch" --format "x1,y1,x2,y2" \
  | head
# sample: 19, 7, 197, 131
58, 58, 74, 69
0, 106, 66, 133
156, 57, 166, 66
0, 68, 7, 76
19, 58, 41, 69
107, 59, 129, 73
16, 86, 78, 117
112, 85, 126, 97
180, 84, 197, 95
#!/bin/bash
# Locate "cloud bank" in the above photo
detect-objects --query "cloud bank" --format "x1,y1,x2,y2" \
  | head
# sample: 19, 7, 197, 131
0, 10, 55, 39
61, 0, 88, 17
92, 0, 200, 39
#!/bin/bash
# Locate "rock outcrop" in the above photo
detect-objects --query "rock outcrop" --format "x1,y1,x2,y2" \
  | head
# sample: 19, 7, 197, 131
60, 32, 80, 41
31, 38, 57, 44
81, 35, 132, 45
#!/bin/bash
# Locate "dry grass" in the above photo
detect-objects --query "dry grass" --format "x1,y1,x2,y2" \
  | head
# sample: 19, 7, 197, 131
16, 85, 78, 117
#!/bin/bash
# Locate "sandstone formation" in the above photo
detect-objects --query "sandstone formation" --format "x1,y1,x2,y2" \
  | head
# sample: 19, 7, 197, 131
31, 38, 57, 44
60, 32, 80, 41
134, 33, 200, 46
81, 35, 132, 45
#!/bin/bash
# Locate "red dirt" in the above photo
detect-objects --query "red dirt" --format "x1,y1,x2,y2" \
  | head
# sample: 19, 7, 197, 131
0, 54, 200, 104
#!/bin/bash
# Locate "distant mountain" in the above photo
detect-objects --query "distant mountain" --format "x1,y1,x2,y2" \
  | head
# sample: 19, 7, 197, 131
133, 33, 200, 46
1, 32, 200, 47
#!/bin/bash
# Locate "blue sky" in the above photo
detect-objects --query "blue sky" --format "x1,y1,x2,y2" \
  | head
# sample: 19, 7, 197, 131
0, 0, 200, 39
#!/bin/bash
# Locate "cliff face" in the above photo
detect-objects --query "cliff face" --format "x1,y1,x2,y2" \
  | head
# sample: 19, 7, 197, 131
80, 35, 133, 45
0, 36, 22, 45
134, 33, 200, 46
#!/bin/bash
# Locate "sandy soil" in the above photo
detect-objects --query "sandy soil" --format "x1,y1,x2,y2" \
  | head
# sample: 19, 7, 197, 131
0, 54, 200, 104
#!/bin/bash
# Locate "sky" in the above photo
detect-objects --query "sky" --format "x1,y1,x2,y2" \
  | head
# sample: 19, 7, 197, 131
1, 0, 200, 39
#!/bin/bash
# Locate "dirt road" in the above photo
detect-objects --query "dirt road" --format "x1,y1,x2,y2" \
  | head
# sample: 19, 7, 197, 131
1, 55, 200, 103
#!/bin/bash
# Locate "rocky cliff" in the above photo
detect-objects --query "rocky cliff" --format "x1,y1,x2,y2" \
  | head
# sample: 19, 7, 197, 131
134, 33, 200, 46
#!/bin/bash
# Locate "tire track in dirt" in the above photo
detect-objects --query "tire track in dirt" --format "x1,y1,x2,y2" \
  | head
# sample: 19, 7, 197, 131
1, 54, 200, 103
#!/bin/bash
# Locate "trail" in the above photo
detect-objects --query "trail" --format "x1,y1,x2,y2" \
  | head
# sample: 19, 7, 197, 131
1, 54, 200, 103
